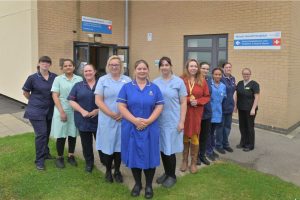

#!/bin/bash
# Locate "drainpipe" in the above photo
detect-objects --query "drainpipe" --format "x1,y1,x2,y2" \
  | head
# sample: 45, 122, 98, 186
125, 0, 128, 46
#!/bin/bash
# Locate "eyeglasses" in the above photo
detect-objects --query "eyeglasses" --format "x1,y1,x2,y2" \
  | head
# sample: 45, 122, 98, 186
109, 64, 120, 67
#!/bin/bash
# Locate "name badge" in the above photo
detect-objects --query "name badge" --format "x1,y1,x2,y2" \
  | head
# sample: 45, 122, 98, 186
149, 91, 153, 96
245, 87, 250, 90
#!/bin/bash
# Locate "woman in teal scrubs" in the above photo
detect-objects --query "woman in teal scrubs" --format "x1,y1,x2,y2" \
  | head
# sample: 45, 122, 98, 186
117, 60, 164, 199
51, 59, 82, 168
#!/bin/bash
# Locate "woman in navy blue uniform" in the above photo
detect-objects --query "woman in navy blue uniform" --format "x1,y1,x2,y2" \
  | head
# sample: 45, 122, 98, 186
68, 64, 99, 172
22, 56, 57, 170
215, 62, 236, 154
235, 68, 260, 152
117, 60, 164, 199
197, 62, 212, 165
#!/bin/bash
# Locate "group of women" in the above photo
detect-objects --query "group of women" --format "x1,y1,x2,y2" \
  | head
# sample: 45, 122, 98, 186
23, 55, 259, 199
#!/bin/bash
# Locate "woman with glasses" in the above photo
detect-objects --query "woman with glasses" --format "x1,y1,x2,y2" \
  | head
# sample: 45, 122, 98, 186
95, 55, 131, 183
235, 68, 260, 152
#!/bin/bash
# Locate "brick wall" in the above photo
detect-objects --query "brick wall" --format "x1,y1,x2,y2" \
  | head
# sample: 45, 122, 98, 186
129, 1, 292, 130
37, 0, 125, 75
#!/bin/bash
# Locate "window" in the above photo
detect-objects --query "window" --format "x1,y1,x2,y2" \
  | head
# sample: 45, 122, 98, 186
184, 34, 228, 69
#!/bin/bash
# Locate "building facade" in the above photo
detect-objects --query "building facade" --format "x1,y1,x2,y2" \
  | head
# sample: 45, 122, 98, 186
0, 1, 299, 133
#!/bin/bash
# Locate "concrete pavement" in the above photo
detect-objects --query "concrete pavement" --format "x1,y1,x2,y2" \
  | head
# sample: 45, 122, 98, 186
0, 94, 299, 189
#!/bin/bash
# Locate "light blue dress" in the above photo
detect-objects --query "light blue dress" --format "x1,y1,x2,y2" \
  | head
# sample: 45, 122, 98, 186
210, 79, 227, 123
50, 74, 83, 138
95, 74, 131, 155
153, 75, 187, 155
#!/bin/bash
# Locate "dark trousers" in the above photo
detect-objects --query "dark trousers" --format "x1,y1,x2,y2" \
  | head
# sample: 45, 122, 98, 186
161, 152, 176, 179
206, 122, 221, 155
215, 113, 233, 148
29, 119, 52, 166
100, 151, 121, 173
238, 110, 256, 149
131, 168, 156, 187
56, 136, 77, 156
80, 131, 96, 167
199, 118, 211, 158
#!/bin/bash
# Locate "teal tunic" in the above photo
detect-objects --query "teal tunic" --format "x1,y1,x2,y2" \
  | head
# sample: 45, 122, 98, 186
153, 75, 187, 155
50, 74, 83, 138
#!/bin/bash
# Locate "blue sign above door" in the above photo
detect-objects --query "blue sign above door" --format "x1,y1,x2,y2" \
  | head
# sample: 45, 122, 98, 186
82, 16, 112, 34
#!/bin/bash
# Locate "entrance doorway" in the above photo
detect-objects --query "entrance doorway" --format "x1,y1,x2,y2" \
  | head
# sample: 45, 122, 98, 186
73, 41, 129, 77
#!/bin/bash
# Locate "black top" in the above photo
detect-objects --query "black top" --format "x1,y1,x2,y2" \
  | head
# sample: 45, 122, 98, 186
236, 80, 260, 111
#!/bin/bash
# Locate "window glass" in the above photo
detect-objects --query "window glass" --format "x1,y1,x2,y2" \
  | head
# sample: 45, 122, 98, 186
188, 52, 212, 64
218, 38, 227, 47
188, 39, 212, 48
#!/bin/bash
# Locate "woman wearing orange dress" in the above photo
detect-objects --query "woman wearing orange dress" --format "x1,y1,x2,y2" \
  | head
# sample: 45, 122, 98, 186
180, 59, 210, 174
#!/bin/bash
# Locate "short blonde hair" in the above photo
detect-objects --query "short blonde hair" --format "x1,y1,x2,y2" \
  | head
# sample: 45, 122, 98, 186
105, 55, 124, 74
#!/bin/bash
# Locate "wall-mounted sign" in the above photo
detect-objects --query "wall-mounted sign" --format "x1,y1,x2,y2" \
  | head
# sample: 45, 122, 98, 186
82, 16, 112, 34
234, 31, 281, 50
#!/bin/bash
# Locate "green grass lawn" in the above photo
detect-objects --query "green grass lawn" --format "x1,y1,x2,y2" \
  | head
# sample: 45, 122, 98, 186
0, 133, 300, 200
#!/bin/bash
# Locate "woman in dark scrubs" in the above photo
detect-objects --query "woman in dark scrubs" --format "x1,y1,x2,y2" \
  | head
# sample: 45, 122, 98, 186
235, 68, 260, 152
22, 56, 57, 170
68, 64, 99, 173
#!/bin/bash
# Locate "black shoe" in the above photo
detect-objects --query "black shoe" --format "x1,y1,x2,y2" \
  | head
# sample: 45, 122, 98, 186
200, 156, 210, 165
45, 154, 56, 160
36, 164, 45, 171
105, 171, 113, 183
156, 173, 167, 184
144, 186, 153, 199
55, 157, 65, 168
131, 184, 142, 197
113, 171, 123, 183
85, 165, 93, 173
206, 154, 215, 161
196, 158, 201, 166
212, 151, 219, 158
162, 176, 177, 188
224, 146, 234, 153
236, 144, 244, 149
67, 155, 78, 166
216, 148, 226, 154
243, 147, 254, 152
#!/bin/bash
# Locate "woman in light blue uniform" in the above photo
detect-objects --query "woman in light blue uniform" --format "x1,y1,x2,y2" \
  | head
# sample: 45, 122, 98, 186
118, 60, 164, 199
153, 57, 187, 188
206, 67, 227, 159
95, 56, 131, 183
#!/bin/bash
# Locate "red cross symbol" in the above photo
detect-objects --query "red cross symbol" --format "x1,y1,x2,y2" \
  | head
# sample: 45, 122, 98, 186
108, 25, 112, 30
273, 38, 281, 46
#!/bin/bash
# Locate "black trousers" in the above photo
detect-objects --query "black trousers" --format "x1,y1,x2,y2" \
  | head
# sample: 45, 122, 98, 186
161, 152, 176, 179
56, 136, 77, 156
198, 118, 211, 158
79, 131, 96, 166
29, 119, 52, 166
238, 110, 256, 149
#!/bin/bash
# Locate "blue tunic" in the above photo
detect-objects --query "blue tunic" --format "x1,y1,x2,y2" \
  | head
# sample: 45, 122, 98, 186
67, 80, 98, 132
95, 74, 131, 155
153, 75, 187, 155
22, 71, 57, 120
117, 80, 164, 169
210, 79, 227, 123
221, 75, 236, 114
